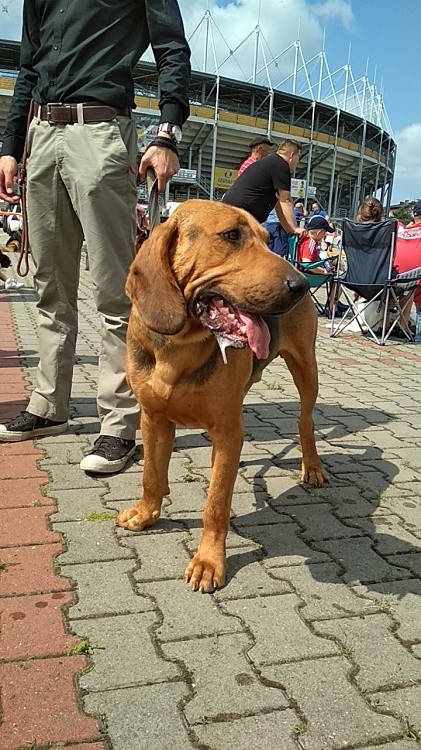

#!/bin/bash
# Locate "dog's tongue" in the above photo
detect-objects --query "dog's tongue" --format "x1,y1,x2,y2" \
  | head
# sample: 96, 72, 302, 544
238, 312, 270, 360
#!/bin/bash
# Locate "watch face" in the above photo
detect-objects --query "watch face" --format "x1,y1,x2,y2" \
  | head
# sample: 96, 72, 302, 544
172, 126, 182, 144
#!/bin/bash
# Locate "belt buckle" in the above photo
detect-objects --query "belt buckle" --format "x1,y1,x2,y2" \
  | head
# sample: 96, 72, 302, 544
46, 102, 63, 122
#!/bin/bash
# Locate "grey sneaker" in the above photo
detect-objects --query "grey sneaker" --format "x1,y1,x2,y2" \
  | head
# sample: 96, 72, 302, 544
80, 435, 136, 473
0, 410, 68, 442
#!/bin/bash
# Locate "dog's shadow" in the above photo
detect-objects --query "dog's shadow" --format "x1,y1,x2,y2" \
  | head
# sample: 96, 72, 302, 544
168, 401, 421, 599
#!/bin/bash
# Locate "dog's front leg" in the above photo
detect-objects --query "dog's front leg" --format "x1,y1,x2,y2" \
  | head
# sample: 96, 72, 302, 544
185, 419, 244, 593
116, 410, 175, 531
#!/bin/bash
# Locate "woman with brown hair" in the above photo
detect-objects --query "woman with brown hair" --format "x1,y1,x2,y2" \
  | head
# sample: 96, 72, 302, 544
355, 196, 384, 223
356, 196, 415, 337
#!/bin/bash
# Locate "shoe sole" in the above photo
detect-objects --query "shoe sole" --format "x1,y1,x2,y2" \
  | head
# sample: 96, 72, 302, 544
0, 422, 69, 442
80, 445, 137, 473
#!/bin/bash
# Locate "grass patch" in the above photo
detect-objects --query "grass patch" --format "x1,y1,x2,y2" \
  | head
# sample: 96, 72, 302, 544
0, 559, 6, 571
84, 511, 116, 521
401, 715, 420, 741
265, 381, 284, 391
294, 722, 308, 736
68, 639, 101, 656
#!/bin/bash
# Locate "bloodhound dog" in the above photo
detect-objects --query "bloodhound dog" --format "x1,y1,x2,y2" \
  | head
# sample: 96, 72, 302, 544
116, 199, 327, 592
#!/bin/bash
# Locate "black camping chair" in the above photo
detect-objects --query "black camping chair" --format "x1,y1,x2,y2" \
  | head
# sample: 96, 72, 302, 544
330, 218, 421, 345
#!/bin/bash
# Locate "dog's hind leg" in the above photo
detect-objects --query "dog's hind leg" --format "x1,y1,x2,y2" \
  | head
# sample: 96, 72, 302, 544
116, 410, 175, 531
282, 346, 327, 486
280, 305, 327, 486
185, 417, 244, 593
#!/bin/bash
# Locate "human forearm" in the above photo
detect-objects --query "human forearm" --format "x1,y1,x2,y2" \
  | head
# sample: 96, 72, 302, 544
146, 0, 191, 126
276, 200, 300, 235
1, 1, 39, 162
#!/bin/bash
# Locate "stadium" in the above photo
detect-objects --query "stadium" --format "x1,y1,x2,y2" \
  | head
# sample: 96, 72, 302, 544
0, 8, 396, 218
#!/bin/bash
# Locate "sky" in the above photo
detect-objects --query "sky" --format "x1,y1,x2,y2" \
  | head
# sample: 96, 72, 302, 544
1, 0, 420, 203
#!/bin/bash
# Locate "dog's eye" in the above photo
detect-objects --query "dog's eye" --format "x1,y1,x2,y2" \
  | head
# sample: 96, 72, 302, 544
221, 228, 241, 242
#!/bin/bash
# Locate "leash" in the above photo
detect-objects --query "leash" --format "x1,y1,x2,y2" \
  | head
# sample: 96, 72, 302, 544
16, 99, 34, 277
146, 167, 160, 231
16, 115, 160, 272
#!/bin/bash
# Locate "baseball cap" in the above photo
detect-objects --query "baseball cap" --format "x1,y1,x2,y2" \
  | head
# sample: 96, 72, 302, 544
307, 215, 335, 233
412, 200, 421, 217
249, 136, 273, 148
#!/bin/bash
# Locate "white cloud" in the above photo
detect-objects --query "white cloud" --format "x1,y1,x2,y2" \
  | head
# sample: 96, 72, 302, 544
311, 0, 355, 31
392, 124, 421, 203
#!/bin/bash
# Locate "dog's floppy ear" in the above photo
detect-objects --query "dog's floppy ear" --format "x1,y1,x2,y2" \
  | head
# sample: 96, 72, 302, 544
126, 216, 187, 335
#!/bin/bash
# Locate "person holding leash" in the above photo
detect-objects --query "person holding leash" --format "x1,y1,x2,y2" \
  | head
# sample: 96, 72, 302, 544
0, 1, 191, 473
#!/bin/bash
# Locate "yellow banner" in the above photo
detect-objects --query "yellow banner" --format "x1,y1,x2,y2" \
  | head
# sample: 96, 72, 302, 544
214, 167, 238, 190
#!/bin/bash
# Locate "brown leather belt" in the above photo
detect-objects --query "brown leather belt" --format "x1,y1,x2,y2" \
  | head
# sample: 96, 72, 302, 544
35, 101, 131, 124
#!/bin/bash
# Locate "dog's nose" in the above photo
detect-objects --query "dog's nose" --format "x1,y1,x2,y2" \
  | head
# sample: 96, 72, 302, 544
284, 272, 309, 297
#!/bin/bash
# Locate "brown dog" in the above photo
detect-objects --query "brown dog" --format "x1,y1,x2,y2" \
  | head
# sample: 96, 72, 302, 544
116, 199, 327, 591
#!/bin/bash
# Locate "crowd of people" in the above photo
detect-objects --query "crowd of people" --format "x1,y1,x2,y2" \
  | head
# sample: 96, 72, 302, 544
228, 137, 421, 336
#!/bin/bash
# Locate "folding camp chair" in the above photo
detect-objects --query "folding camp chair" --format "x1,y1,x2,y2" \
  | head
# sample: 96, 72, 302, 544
287, 236, 336, 315
330, 218, 421, 345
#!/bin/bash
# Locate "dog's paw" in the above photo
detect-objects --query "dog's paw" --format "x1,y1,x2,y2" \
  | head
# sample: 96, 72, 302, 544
116, 506, 159, 531
184, 553, 226, 593
301, 461, 328, 487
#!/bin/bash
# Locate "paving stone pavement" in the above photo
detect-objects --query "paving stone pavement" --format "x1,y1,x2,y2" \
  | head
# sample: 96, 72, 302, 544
1, 245, 421, 750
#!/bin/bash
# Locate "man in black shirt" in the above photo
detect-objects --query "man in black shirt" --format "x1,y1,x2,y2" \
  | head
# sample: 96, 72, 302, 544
222, 139, 303, 241
0, 1, 191, 474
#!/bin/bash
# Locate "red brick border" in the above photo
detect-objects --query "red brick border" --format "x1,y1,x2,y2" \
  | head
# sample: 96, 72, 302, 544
0, 295, 106, 750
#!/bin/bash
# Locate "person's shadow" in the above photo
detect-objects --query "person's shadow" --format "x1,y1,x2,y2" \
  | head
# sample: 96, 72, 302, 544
171, 401, 421, 599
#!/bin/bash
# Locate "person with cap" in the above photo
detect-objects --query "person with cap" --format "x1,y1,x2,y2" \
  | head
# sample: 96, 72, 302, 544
222, 139, 303, 257
297, 215, 336, 270
237, 135, 273, 175
297, 215, 348, 316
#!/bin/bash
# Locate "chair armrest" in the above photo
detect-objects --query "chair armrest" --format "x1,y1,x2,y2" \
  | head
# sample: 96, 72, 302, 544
390, 266, 421, 283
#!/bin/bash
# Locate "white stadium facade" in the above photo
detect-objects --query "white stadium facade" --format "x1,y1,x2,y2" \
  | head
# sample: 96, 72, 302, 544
0, 14, 396, 219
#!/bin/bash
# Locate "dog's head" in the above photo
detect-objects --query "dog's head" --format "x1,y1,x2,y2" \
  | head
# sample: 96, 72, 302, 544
126, 200, 308, 338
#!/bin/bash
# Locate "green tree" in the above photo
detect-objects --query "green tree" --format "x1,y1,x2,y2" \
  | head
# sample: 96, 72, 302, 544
392, 203, 413, 225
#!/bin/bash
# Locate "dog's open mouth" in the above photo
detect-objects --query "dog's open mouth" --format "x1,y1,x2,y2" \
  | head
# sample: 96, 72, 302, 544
195, 296, 270, 363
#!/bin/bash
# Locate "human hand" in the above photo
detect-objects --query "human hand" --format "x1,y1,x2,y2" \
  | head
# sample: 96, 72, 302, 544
294, 226, 305, 236
0, 156, 19, 203
139, 146, 180, 193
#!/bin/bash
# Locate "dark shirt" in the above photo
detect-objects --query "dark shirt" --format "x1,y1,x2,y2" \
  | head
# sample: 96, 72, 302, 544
1, 0, 191, 162
222, 153, 291, 223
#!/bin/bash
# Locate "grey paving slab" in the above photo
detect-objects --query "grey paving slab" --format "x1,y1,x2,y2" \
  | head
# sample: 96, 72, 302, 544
353, 579, 421, 642
76, 612, 180, 690
125, 530, 192, 581
62, 559, 154, 618
264, 657, 402, 748
223, 593, 338, 665
84, 683, 193, 750
269, 561, 372, 620
164, 633, 289, 722
55, 519, 134, 564
49, 487, 111, 522
314, 613, 421, 691
369, 685, 421, 736
194, 708, 300, 749
138, 579, 244, 641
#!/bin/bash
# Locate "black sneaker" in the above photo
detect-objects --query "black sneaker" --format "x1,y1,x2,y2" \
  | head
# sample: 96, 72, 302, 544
335, 301, 349, 315
0, 410, 68, 442
80, 435, 136, 474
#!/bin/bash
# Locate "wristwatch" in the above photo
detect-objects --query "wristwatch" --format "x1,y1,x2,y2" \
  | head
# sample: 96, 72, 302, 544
158, 123, 182, 144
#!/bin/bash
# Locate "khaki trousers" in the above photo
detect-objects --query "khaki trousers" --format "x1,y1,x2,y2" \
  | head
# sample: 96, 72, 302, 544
25, 115, 139, 438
